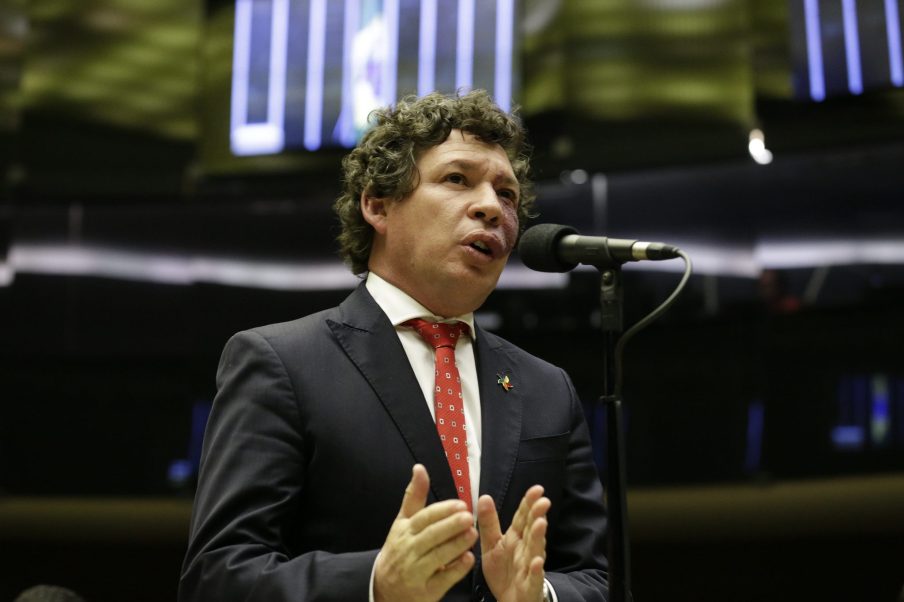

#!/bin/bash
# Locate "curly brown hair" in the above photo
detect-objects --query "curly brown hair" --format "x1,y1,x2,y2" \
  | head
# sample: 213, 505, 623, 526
333, 90, 535, 274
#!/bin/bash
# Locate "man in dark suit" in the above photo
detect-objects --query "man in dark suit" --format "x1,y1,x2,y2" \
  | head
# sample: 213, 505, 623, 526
179, 91, 608, 601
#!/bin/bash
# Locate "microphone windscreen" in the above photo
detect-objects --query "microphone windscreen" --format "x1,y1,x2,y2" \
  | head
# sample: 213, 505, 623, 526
517, 223, 579, 272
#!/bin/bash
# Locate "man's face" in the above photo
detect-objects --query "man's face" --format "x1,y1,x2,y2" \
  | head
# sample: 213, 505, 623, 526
364, 129, 521, 317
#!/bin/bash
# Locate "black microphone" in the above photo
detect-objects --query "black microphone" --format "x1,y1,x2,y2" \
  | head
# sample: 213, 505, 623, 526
518, 223, 681, 272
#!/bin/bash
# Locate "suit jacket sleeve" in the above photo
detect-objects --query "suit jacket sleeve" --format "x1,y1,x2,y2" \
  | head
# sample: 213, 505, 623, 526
543, 367, 609, 601
178, 329, 378, 602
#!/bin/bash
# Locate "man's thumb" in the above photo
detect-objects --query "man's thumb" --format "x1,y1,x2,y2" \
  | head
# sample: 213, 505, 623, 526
398, 463, 430, 518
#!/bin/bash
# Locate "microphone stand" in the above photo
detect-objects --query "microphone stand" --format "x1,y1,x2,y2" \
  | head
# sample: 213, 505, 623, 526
598, 266, 634, 602
517, 222, 692, 602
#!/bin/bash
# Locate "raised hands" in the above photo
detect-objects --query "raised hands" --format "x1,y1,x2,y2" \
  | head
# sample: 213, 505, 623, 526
478, 486, 551, 602
376, 466, 551, 602
373, 464, 478, 602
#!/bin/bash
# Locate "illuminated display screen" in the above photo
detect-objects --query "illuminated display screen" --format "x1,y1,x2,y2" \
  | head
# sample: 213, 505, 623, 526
230, 0, 517, 155
833, 373, 904, 452
789, 0, 904, 101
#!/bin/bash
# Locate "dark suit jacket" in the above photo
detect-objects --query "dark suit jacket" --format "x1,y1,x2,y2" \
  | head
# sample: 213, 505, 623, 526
179, 284, 608, 601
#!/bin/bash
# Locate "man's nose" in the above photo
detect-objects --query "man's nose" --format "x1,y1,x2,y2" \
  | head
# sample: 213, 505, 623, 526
468, 184, 503, 223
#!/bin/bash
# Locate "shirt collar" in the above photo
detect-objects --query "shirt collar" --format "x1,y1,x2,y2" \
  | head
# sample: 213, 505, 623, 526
365, 272, 477, 340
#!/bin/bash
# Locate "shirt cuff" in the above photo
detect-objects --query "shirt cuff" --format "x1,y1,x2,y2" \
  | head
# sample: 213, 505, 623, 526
545, 578, 558, 602
369, 552, 380, 602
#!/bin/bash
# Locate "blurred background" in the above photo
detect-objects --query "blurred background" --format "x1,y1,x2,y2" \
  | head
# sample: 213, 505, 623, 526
1, 0, 903, 600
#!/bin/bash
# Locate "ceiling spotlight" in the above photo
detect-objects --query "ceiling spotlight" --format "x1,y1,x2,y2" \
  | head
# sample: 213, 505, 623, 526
569, 169, 589, 185
748, 128, 773, 165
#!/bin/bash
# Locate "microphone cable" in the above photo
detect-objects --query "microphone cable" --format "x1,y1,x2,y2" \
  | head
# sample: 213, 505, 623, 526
613, 249, 693, 399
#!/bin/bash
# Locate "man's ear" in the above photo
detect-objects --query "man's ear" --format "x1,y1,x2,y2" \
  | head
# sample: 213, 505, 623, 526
360, 191, 389, 235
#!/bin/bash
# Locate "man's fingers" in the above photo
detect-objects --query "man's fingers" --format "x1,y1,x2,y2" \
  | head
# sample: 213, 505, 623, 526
519, 525, 547, 597
408, 499, 469, 534
426, 551, 476, 594
476, 495, 502, 553
476, 488, 551, 602
526, 496, 551, 531
531, 555, 545, 572
510, 485, 544, 535
410, 508, 474, 555
425, 525, 478, 569
527, 556, 546, 590
525, 516, 548, 562
519, 501, 549, 576
398, 464, 430, 519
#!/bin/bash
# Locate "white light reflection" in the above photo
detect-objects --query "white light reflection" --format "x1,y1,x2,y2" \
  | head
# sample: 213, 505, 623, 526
3, 238, 904, 290
572, 237, 904, 277
755, 238, 904, 268
1, 244, 569, 290
604, 242, 759, 278
0, 263, 12, 287
497, 266, 569, 289
6, 245, 358, 290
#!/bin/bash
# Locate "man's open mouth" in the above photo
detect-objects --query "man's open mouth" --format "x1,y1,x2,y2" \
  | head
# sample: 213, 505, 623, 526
470, 241, 493, 256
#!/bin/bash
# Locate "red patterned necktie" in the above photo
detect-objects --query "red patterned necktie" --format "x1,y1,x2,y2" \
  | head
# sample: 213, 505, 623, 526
404, 318, 473, 511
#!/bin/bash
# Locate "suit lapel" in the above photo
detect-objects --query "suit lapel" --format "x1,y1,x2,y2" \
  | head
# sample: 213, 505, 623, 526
474, 327, 522, 511
326, 285, 459, 504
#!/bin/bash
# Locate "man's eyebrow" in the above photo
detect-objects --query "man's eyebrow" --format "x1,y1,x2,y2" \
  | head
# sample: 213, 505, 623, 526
444, 158, 481, 172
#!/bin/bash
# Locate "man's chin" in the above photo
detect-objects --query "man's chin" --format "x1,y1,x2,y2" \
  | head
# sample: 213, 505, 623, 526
424, 274, 499, 316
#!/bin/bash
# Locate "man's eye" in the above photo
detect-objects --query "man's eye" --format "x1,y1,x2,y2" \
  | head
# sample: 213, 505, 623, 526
446, 173, 466, 185
498, 189, 518, 204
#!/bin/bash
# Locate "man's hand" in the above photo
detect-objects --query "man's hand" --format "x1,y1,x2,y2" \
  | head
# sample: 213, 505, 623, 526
478, 486, 551, 602
374, 464, 478, 602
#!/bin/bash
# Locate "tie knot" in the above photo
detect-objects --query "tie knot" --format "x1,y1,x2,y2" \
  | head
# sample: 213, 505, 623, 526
404, 318, 468, 350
